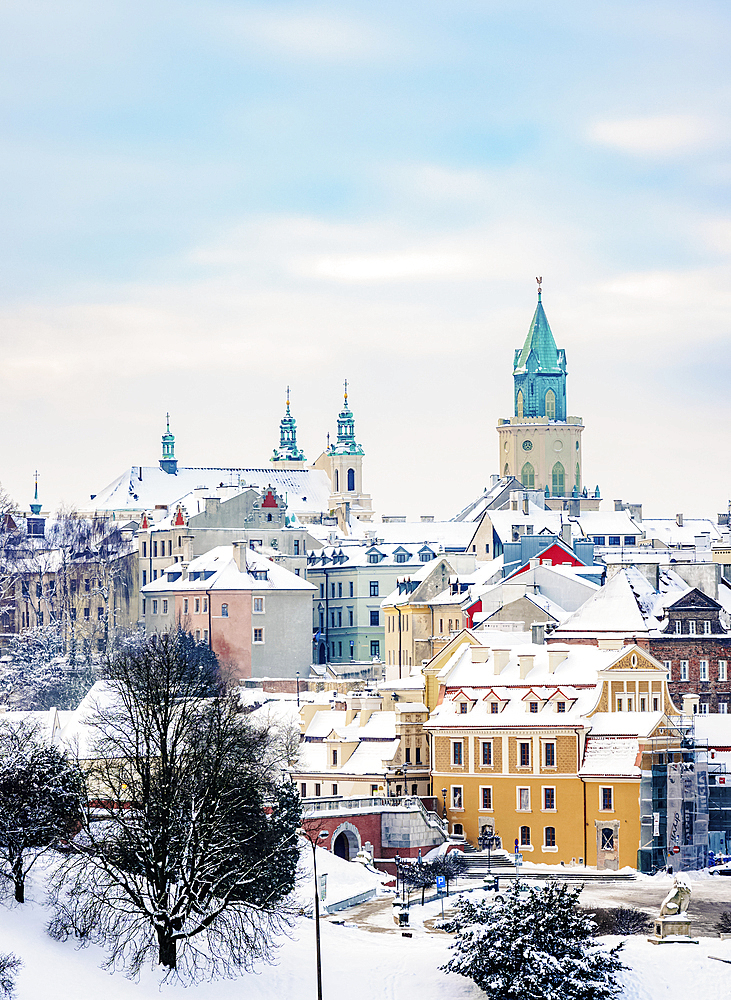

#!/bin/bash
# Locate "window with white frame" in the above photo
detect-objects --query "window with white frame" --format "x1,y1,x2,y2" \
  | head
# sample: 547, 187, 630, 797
600, 786, 613, 811
699, 703, 709, 714
203, 629, 208, 643
700, 660, 709, 681
481, 741, 492, 766
518, 741, 531, 767
519, 825, 531, 847
162, 599, 168, 614
719, 660, 727, 681
253, 627, 264, 643
253, 597, 264, 613
202, 598, 208, 614
680, 660, 689, 681
480, 786, 492, 810
152, 599, 158, 614
544, 742, 556, 767
720, 703, 728, 714
616, 697, 623, 711
674, 620, 682, 634
452, 740, 463, 766
663, 660, 672, 680
689, 620, 696, 635
542, 787, 556, 811
195, 630, 201, 641
703, 620, 711, 634
194, 598, 200, 614
544, 826, 556, 848
451, 786, 463, 809
517, 787, 530, 811
221, 603, 228, 618
183, 598, 189, 614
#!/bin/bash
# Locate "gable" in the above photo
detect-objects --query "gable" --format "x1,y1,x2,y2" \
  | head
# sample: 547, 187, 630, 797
666, 588, 721, 613
605, 646, 665, 672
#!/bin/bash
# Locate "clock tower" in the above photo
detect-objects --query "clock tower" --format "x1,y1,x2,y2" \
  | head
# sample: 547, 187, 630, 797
497, 284, 585, 500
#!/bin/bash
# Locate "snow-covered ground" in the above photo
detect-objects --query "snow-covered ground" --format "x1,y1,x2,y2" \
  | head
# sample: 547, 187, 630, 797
1, 860, 730, 999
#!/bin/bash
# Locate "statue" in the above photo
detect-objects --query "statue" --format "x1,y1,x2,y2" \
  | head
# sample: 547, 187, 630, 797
659, 874, 692, 917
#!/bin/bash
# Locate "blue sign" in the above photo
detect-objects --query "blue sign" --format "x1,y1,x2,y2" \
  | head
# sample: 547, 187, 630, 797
436, 876, 446, 890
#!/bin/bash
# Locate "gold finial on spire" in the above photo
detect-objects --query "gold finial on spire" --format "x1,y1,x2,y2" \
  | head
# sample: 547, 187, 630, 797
536, 276, 543, 299
33, 469, 39, 500
344, 378, 348, 405
286, 385, 291, 412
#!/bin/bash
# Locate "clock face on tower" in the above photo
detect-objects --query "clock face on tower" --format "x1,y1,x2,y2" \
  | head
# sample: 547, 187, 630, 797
522, 440, 533, 451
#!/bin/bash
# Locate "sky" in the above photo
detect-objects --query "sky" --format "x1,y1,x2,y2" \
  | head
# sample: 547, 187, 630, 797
1, 1, 730, 522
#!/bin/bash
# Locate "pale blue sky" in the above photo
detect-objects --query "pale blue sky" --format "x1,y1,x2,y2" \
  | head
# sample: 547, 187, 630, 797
1, 1, 730, 519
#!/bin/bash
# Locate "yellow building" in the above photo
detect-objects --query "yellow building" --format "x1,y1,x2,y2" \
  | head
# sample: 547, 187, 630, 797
425, 638, 682, 869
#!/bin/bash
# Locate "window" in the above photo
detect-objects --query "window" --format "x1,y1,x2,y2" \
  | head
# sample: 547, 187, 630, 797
368, 554, 379, 564
194, 598, 200, 614
674, 619, 682, 634
518, 787, 530, 811
544, 826, 556, 848
640, 697, 646, 711
624, 536, 636, 546
608, 535, 621, 546
37, 611, 43, 625
153, 541, 158, 557
253, 627, 264, 643
593, 536, 605, 545
338, 582, 342, 598
348, 608, 353, 626
142, 599, 146, 615
699, 703, 709, 714
300, 783, 307, 797
521, 461, 535, 489
519, 742, 531, 767
203, 629, 208, 643
680, 660, 689, 681
719, 661, 727, 681
544, 389, 555, 419
153, 570, 157, 581
152, 600, 158, 615
405, 747, 411, 764
556, 701, 565, 713
601, 828, 614, 851
371, 784, 379, 795
616, 697, 623, 711
332, 784, 338, 796
202, 598, 208, 613
320, 583, 324, 598
315, 783, 321, 797
452, 741, 463, 766
395, 553, 408, 563
369, 610, 380, 627
689, 620, 696, 635
720, 703, 728, 714
459, 702, 468, 714
70, 579, 78, 595
439, 619, 443, 632
653, 697, 659, 711
451, 786, 463, 809
338, 608, 343, 627
415, 747, 421, 764
663, 660, 672, 680
481, 741, 492, 766
97, 607, 104, 620
700, 660, 709, 681
347, 468, 355, 491
370, 640, 380, 657
627, 697, 633, 711
543, 787, 555, 811
142, 570, 147, 586
600, 787, 613, 812
703, 620, 711, 635
221, 603, 228, 618
36, 582, 43, 598
332, 749, 338, 766
520, 825, 531, 847
162, 599, 168, 615
544, 742, 556, 767
331, 583, 335, 598
183, 598, 189, 614
551, 461, 565, 496
529, 701, 538, 713
349, 640, 354, 659
369, 581, 379, 597
349, 581, 354, 597
293, 540, 299, 556
491, 701, 499, 714
142, 541, 147, 557
481, 787, 492, 810
70, 608, 76, 621
338, 642, 342, 657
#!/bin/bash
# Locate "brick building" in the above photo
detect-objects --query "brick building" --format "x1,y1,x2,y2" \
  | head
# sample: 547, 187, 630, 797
648, 589, 731, 714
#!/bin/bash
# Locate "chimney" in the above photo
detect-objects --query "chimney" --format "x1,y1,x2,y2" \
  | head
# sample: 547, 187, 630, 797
470, 646, 491, 664
518, 653, 535, 679
493, 649, 510, 673
205, 497, 221, 515
548, 648, 569, 673
614, 500, 623, 512
232, 541, 246, 572
420, 515, 435, 523
531, 623, 545, 645
523, 496, 529, 515
561, 523, 572, 546
681, 693, 699, 715
676, 513, 684, 527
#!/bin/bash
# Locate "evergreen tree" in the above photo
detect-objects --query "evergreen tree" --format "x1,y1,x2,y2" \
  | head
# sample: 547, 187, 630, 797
0, 721, 84, 902
442, 880, 624, 1000
49, 628, 301, 981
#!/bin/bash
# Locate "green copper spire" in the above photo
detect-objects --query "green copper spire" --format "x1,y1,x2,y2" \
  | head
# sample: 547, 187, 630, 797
514, 282, 562, 373
271, 386, 306, 463
160, 413, 178, 474
329, 380, 364, 456
29, 470, 42, 515
513, 280, 567, 421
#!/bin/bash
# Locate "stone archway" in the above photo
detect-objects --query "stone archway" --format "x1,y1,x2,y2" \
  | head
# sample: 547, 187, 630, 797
331, 822, 361, 860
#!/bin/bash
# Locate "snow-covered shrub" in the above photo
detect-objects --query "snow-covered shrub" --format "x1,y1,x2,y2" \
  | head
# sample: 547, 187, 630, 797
442, 880, 624, 1000
0, 953, 22, 999
581, 906, 651, 935
717, 910, 731, 934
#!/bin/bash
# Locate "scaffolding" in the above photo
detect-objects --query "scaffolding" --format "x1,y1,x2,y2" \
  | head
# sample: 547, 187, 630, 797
638, 714, 711, 873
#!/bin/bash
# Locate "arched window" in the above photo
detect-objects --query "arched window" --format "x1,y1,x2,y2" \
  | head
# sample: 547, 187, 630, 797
347, 468, 355, 491
519, 825, 531, 846
334, 469, 339, 492
503, 463, 509, 477
552, 462, 565, 496
544, 826, 556, 847
221, 603, 229, 618
521, 462, 535, 488
516, 390, 524, 419
545, 389, 556, 419
575, 462, 580, 491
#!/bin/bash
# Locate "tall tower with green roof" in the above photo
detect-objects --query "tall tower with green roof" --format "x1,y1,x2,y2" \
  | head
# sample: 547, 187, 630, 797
313, 380, 373, 523
497, 282, 584, 501
271, 387, 307, 464
160, 414, 178, 475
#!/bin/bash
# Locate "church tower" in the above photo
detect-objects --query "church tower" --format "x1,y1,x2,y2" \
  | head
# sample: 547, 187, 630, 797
314, 381, 373, 523
271, 387, 307, 466
497, 283, 585, 501
160, 414, 178, 475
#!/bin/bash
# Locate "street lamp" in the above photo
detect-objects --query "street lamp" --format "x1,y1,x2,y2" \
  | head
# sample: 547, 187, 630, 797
300, 827, 329, 1000
296, 671, 300, 708
441, 787, 448, 829
479, 828, 497, 874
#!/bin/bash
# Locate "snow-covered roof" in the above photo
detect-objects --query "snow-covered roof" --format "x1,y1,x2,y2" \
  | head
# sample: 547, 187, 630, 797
85, 465, 333, 516
642, 518, 722, 548
552, 569, 650, 636
367, 521, 475, 549
584, 711, 664, 738
142, 545, 314, 594
580, 735, 642, 777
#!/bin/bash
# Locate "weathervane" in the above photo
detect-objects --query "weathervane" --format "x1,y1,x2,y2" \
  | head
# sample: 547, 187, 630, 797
536, 276, 542, 292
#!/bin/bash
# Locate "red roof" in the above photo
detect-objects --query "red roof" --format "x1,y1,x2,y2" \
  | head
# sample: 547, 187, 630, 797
174, 507, 185, 526
262, 490, 278, 509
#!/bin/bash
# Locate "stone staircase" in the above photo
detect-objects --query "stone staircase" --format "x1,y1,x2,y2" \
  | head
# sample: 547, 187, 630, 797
459, 849, 637, 883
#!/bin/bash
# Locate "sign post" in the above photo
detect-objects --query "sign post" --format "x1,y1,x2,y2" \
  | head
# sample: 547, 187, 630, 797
436, 875, 446, 918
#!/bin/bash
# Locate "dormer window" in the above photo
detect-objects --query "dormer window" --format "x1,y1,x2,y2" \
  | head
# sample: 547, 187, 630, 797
368, 553, 380, 564
674, 620, 682, 634
529, 702, 538, 713
459, 702, 468, 714
490, 702, 499, 714
703, 620, 711, 635
395, 553, 408, 563
689, 620, 696, 635
556, 701, 565, 713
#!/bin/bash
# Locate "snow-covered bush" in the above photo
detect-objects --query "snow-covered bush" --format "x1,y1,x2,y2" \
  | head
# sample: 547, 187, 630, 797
1, 623, 98, 711
0, 953, 22, 999
442, 880, 624, 1000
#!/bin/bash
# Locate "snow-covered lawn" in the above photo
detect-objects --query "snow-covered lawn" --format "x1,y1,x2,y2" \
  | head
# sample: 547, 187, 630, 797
1, 858, 730, 999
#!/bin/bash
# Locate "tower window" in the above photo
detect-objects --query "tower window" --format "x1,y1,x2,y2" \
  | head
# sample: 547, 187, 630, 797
347, 468, 355, 491
516, 390, 524, 419
551, 462, 565, 496
334, 470, 339, 492
521, 462, 535, 489
545, 389, 556, 419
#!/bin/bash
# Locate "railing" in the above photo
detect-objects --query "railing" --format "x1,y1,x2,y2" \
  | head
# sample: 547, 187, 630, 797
302, 794, 447, 832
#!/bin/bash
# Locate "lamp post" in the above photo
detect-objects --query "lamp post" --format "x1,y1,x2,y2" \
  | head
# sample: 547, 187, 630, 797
442, 787, 448, 829
301, 826, 329, 1000
296, 671, 300, 708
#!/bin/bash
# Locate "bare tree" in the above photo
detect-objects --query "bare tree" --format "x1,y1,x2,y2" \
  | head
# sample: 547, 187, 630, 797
49, 628, 301, 981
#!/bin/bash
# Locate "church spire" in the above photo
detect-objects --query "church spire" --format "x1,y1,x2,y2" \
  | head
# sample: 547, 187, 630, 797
160, 413, 178, 474
329, 379, 364, 455
271, 387, 306, 463
513, 282, 567, 421
29, 470, 42, 515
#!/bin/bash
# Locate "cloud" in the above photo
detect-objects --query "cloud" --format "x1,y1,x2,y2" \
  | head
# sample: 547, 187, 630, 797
586, 114, 723, 158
